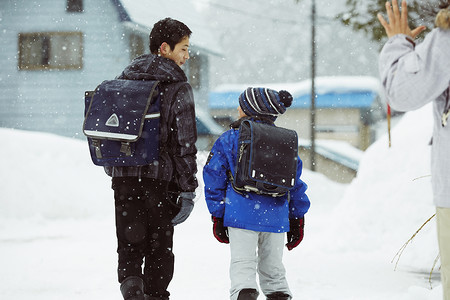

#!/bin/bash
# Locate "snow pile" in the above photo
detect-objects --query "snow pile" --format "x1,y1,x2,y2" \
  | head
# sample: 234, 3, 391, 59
330, 103, 437, 267
0, 128, 112, 219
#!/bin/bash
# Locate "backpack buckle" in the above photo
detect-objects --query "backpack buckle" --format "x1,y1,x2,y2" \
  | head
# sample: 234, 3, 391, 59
92, 140, 103, 159
120, 142, 132, 156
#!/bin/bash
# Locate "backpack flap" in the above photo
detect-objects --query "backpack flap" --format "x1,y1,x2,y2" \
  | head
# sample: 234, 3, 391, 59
249, 122, 298, 189
83, 79, 159, 141
83, 79, 160, 166
234, 120, 298, 196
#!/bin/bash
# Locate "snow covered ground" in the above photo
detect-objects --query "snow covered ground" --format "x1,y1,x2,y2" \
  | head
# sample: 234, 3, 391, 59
0, 103, 442, 299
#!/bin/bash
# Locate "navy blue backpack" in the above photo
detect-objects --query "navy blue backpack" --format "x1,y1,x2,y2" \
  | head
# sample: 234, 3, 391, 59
232, 119, 298, 197
83, 79, 160, 167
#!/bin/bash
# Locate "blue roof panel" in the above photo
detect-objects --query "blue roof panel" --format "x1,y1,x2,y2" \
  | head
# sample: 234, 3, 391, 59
209, 91, 377, 109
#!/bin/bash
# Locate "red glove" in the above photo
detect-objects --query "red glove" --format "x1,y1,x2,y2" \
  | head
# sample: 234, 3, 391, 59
286, 217, 304, 251
212, 216, 229, 244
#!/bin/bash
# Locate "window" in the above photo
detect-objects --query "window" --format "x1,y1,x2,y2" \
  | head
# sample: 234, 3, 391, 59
66, 0, 83, 13
129, 34, 145, 60
18, 32, 83, 70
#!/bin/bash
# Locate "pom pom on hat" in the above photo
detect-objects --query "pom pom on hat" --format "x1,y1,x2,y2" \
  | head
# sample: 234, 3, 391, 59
279, 90, 293, 108
239, 87, 293, 120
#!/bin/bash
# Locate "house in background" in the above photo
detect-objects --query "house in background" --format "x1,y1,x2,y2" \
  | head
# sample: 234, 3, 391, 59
209, 76, 384, 151
209, 76, 383, 182
0, 0, 223, 148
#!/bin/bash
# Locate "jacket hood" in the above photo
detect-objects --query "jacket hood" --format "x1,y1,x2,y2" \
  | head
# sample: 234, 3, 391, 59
118, 54, 188, 84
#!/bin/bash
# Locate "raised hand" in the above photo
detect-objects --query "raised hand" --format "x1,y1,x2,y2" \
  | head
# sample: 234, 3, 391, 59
377, 0, 426, 39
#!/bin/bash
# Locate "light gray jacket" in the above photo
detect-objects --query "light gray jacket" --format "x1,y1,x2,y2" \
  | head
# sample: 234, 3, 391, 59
379, 29, 450, 207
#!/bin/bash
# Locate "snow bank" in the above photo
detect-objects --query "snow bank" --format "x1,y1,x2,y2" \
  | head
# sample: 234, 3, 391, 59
329, 103, 437, 271
0, 128, 112, 219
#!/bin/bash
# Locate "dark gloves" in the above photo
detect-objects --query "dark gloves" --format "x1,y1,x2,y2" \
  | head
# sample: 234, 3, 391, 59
212, 216, 229, 244
171, 192, 195, 226
286, 217, 305, 251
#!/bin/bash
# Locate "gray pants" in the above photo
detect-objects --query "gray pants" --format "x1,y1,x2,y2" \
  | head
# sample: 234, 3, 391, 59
229, 227, 292, 300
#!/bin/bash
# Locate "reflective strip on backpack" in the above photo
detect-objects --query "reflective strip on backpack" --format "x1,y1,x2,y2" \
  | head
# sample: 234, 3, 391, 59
83, 130, 138, 141
145, 113, 160, 119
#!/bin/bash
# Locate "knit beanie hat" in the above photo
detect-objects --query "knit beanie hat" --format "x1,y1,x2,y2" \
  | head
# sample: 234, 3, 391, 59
238, 87, 293, 120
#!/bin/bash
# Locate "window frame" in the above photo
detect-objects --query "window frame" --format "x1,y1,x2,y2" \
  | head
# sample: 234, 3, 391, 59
18, 31, 84, 71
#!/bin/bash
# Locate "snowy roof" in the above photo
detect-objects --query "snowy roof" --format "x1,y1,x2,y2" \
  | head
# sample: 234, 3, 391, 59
209, 76, 381, 109
114, 0, 222, 56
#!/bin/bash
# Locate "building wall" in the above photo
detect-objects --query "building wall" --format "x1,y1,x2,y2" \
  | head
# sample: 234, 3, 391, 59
0, 0, 131, 138
0, 0, 215, 140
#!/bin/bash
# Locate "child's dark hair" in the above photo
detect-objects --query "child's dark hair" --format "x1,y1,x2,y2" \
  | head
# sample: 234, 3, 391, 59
149, 18, 192, 54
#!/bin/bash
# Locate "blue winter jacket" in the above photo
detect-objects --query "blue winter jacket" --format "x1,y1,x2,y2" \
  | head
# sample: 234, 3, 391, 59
203, 119, 310, 233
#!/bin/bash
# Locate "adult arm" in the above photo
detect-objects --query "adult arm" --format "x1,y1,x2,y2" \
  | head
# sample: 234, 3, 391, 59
378, 0, 450, 111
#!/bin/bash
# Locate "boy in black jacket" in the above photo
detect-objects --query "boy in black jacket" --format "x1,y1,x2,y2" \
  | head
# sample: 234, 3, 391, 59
106, 18, 198, 300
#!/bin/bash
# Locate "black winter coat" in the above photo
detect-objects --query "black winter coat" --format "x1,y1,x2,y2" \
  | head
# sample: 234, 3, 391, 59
105, 54, 198, 193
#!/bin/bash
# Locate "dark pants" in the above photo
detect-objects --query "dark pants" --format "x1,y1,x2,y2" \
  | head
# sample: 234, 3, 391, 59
112, 177, 178, 299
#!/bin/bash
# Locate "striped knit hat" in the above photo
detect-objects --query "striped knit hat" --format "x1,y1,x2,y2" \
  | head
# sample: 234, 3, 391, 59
239, 87, 293, 120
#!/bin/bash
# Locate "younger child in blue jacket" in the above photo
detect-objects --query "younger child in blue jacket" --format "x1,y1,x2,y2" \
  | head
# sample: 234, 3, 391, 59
203, 87, 310, 300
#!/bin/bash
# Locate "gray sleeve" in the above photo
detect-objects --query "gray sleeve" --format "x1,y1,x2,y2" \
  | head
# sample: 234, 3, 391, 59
378, 30, 450, 112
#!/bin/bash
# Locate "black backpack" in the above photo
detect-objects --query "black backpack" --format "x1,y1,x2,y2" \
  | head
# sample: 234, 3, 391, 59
231, 119, 298, 197
83, 79, 160, 167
